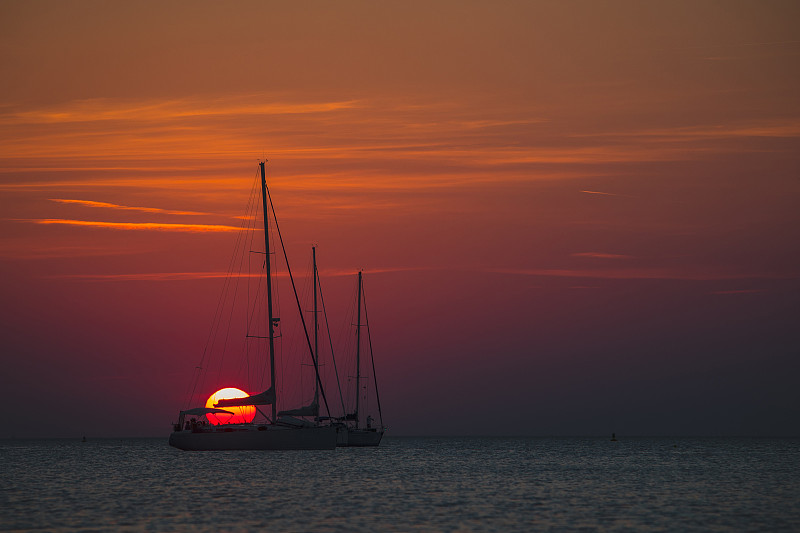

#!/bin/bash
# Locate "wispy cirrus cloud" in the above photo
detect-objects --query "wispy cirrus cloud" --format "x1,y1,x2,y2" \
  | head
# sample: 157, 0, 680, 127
1, 96, 361, 125
7, 91, 784, 176
49, 198, 210, 216
29, 219, 239, 232
50, 271, 248, 281
0, 176, 251, 193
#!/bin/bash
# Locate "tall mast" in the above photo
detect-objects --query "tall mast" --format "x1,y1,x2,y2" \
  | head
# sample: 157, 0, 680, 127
260, 161, 277, 423
312, 246, 319, 406
355, 270, 362, 429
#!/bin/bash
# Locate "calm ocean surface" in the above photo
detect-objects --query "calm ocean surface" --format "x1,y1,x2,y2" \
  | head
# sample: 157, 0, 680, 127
2, 437, 798, 532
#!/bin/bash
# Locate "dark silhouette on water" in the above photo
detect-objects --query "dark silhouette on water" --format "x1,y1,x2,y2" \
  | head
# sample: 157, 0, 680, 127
611, 433, 618, 442
168, 161, 337, 450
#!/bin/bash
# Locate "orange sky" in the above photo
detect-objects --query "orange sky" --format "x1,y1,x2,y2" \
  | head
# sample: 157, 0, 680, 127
1, 1, 799, 437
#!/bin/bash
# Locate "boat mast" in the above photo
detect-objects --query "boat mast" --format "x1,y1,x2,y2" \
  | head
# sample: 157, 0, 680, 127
260, 161, 277, 423
312, 246, 319, 407
355, 270, 362, 429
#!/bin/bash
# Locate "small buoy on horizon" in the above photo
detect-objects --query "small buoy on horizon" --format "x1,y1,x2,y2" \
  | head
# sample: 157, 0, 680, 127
82, 436, 86, 443
611, 433, 618, 442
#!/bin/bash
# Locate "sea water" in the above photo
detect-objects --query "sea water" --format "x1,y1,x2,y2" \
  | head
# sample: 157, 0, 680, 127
2, 437, 798, 532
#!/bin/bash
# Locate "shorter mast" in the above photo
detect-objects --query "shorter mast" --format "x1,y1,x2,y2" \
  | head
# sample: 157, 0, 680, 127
355, 270, 363, 429
312, 246, 319, 408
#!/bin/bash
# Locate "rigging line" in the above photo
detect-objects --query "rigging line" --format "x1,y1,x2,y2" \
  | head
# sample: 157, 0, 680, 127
240, 189, 269, 391
362, 280, 384, 428
256, 211, 269, 392
212, 174, 258, 391
200, 171, 259, 403
238, 183, 256, 388
238, 191, 264, 386
239, 184, 264, 390
283, 251, 314, 407
270, 214, 288, 406
187, 168, 259, 408
243, 195, 255, 390
266, 184, 332, 418
245, 257, 268, 387
261, 192, 285, 401
318, 268, 347, 416
246, 167, 272, 394
244, 183, 256, 390
187, 251, 231, 407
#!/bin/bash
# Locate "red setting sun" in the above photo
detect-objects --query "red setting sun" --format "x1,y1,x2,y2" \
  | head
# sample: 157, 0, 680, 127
204, 388, 256, 425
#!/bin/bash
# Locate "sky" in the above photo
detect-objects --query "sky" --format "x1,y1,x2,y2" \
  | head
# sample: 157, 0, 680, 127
1, 1, 798, 438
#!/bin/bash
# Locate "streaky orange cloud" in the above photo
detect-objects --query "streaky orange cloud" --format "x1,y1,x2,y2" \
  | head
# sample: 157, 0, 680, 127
48, 272, 254, 281
1, 96, 361, 125
49, 198, 210, 216
0, 176, 252, 192
30, 219, 239, 232
8, 92, 781, 173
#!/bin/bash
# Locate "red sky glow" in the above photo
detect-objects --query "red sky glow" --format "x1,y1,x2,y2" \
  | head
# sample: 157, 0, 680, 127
1, 1, 798, 438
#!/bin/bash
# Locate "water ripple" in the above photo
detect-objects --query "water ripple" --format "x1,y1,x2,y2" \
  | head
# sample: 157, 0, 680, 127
2, 437, 798, 531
